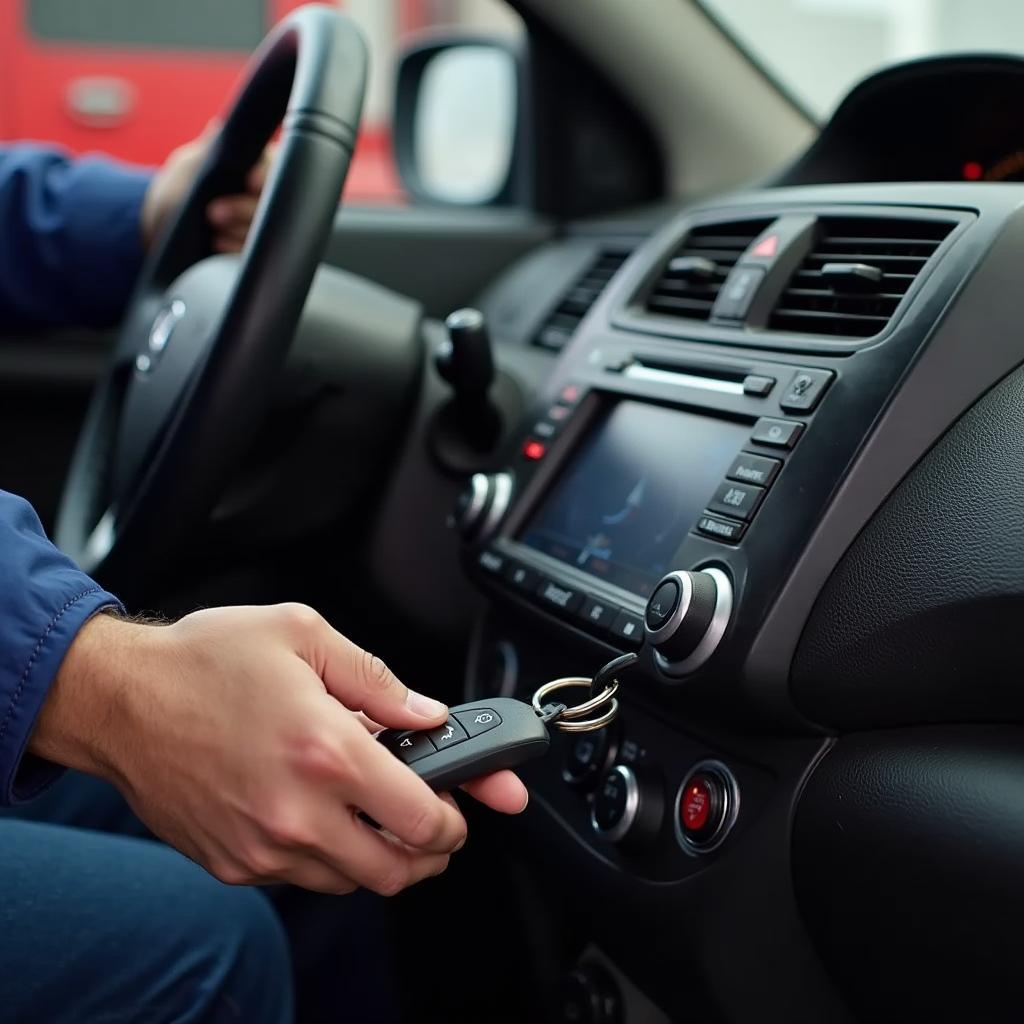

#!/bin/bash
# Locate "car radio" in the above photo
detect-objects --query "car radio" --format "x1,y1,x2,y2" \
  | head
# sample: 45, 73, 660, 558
453, 346, 835, 686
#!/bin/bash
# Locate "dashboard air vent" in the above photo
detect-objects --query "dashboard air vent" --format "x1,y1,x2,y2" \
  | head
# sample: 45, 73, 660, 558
646, 219, 772, 321
770, 217, 955, 338
534, 247, 632, 351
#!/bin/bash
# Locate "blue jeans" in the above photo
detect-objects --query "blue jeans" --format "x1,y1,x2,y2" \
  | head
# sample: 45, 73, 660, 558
0, 773, 293, 1023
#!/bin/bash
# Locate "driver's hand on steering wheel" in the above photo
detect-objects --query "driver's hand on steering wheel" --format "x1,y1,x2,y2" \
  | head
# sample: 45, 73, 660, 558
140, 121, 275, 253
28, 604, 529, 896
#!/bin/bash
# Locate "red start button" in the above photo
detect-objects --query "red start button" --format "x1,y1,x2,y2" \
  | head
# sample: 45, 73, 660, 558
681, 778, 712, 833
678, 769, 729, 847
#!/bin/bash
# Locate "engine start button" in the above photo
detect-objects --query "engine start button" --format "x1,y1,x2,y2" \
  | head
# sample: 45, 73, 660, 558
681, 777, 713, 833
676, 763, 737, 852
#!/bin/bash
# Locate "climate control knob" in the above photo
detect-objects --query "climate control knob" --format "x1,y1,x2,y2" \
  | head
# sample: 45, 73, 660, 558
644, 568, 733, 676
590, 764, 663, 848
449, 471, 513, 542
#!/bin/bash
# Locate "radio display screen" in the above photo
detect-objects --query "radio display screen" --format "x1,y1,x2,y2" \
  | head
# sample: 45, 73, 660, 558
519, 401, 748, 597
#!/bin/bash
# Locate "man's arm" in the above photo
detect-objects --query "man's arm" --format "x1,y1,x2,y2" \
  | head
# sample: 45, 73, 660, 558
0, 489, 120, 802
0, 487, 527, 893
0, 146, 151, 330
0, 132, 272, 332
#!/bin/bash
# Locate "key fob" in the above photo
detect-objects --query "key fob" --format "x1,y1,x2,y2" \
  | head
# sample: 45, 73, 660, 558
376, 698, 549, 791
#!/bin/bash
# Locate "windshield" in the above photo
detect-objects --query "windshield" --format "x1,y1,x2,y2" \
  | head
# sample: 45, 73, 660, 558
699, 0, 1024, 120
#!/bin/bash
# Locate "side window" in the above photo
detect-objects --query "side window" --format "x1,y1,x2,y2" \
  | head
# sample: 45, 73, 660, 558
12, 0, 522, 206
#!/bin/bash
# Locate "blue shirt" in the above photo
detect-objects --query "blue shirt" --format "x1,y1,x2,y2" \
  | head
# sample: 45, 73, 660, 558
0, 145, 151, 802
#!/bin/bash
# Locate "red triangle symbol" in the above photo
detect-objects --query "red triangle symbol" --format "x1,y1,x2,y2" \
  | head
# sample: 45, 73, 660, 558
752, 234, 779, 258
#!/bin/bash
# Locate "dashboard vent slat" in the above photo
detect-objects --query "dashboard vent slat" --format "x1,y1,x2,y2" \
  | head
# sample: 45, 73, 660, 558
646, 219, 771, 322
769, 217, 955, 338
533, 248, 632, 351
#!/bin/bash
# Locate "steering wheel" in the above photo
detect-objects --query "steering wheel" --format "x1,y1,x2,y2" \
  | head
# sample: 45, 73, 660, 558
55, 5, 367, 599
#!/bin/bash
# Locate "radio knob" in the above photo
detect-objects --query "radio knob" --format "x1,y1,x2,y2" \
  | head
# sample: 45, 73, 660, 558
644, 568, 734, 676
449, 471, 513, 542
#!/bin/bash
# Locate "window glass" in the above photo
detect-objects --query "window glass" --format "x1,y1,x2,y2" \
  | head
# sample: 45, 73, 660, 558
29, 0, 267, 52
16, 0, 522, 204
699, 0, 1024, 121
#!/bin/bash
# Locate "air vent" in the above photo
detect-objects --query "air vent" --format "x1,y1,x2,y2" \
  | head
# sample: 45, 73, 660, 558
646, 220, 772, 321
534, 248, 632, 351
769, 217, 955, 338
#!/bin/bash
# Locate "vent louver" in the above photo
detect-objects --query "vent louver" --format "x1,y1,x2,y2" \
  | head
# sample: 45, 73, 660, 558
646, 220, 771, 321
769, 217, 955, 338
534, 248, 632, 351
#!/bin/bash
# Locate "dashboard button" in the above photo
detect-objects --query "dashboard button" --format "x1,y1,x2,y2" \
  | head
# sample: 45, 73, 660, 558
504, 561, 540, 593
779, 368, 834, 413
536, 578, 585, 615
609, 610, 644, 647
548, 404, 572, 422
750, 417, 804, 449
522, 439, 547, 461
645, 578, 681, 631
712, 265, 765, 320
478, 550, 506, 574
675, 762, 738, 853
727, 452, 782, 488
533, 420, 556, 439
697, 513, 747, 543
563, 728, 615, 788
576, 596, 619, 632
742, 374, 776, 397
707, 480, 766, 521
559, 383, 583, 406
679, 774, 724, 843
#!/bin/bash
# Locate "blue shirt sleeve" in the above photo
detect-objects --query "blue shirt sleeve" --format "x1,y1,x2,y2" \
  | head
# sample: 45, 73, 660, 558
0, 144, 152, 330
0, 490, 120, 804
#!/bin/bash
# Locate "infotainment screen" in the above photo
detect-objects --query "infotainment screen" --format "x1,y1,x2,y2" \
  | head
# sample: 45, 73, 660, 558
519, 401, 748, 597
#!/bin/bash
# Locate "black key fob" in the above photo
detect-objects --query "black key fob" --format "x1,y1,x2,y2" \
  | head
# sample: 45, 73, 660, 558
376, 698, 550, 791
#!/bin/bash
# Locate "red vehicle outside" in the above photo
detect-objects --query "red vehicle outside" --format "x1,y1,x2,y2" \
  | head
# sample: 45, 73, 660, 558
0, 0, 405, 201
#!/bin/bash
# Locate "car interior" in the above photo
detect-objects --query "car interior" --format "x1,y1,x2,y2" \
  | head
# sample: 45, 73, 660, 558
7, 0, 1024, 1021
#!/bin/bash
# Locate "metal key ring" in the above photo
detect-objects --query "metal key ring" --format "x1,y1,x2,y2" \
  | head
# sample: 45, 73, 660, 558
531, 676, 619, 732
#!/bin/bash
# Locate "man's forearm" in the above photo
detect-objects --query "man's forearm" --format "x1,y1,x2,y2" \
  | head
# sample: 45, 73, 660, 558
0, 146, 151, 330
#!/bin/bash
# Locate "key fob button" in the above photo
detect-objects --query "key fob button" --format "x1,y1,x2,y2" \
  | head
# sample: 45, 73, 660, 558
426, 717, 469, 750
454, 708, 503, 737
381, 731, 435, 764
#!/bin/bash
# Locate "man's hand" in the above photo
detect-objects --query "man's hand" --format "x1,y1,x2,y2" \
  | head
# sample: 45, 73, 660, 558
140, 123, 274, 252
30, 604, 528, 896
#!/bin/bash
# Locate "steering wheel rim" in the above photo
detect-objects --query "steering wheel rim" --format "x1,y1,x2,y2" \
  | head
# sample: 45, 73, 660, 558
55, 4, 367, 597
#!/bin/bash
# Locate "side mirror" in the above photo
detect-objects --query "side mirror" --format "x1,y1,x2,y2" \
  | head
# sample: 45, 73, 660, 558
394, 38, 525, 206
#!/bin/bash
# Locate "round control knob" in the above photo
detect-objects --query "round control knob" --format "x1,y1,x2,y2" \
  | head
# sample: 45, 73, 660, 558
449, 471, 513, 542
644, 568, 733, 676
590, 764, 663, 848
559, 963, 623, 1024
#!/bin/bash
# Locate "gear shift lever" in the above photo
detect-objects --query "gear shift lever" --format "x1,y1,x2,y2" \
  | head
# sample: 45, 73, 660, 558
436, 308, 501, 451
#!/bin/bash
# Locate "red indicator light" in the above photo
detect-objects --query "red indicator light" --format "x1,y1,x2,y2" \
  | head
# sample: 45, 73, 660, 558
559, 384, 581, 404
963, 161, 984, 181
751, 234, 779, 258
682, 779, 711, 832
522, 440, 546, 461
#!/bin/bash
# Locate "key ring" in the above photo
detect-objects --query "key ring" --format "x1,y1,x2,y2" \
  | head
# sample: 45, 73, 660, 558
531, 677, 620, 732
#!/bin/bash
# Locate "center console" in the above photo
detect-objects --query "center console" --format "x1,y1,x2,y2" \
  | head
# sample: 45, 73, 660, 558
437, 191, 1022, 1018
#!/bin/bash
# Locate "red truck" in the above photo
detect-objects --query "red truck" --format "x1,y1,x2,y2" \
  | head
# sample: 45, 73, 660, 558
0, 0, 402, 201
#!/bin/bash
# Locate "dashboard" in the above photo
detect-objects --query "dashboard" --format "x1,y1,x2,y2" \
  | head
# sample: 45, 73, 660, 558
374, 55, 1024, 1024
781, 54, 1024, 185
